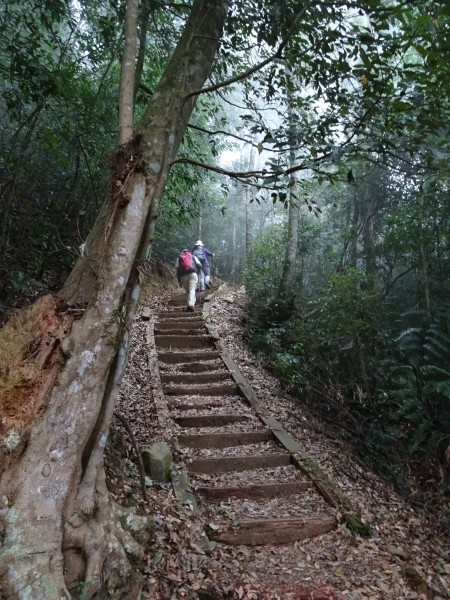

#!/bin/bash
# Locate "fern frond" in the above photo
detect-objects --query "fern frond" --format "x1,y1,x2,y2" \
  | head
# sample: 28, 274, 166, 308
396, 327, 422, 345
409, 418, 437, 454
420, 364, 450, 380
400, 308, 428, 319
423, 339, 450, 363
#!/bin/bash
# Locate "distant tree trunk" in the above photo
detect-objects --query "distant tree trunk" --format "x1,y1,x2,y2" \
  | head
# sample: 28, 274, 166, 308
245, 144, 257, 255
0, 1, 228, 598
418, 239, 431, 317
197, 214, 202, 240
278, 175, 300, 299
348, 192, 360, 269
418, 197, 431, 317
361, 194, 376, 290
277, 98, 300, 306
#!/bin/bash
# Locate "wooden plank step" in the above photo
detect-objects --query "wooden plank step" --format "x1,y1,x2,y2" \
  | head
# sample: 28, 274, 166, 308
156, 310, 202, 319
170, 291, 211, 306
156, 321, 205, 330
177, 362, 223, 373
218, 584, 341, 600
155, 335, 213, 348
188, 453, 291, 474
171, 398, 225, 410
198, 480, 313, 501
155, 327, 205, 336
209, 516, 336, 545
175, 414, 250, 428
178, 430, 272, 448
158, 351, 220, 364
163, 383, 238, 396
161, 372, 232, 385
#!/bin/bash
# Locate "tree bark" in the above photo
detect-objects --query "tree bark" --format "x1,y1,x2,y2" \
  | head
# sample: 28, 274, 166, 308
0, 1, 228, 597
278, 175, 300, 298
277, 99, 300, 304
134, 2, 151, 104
245, 143, 257, 255
118, 0, 139, 145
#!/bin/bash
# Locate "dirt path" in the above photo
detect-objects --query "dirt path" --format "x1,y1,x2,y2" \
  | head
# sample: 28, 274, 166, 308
106, 284, 450, 599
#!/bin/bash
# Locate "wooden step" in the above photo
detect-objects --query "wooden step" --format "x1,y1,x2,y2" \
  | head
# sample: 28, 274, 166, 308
188, 453, 291, 474
155, 327, 206, 336
171, 398, 225, 410
170, 291, 211, 306
209, 516, 336, 545
178, 430, 272, 448
176, 361, 222, 373
158, 351, 220, 364
175, 414, 250, 428
155, 335, 213, 348
197, 480, 312, 501
156, 321, 205, 331
156, 310, 202, 319
161, 372, 231, 385
163, 383, 238, 396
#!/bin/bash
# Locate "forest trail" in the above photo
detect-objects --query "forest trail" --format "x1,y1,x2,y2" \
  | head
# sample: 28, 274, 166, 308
153, 290, 348, 548
108, 284, 450, 600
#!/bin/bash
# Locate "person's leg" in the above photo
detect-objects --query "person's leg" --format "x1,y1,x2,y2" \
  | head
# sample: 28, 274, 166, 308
180, 274, 189, 295
187, 272, 198, 309
203, 265, 211, 288
198, 268, 205, 291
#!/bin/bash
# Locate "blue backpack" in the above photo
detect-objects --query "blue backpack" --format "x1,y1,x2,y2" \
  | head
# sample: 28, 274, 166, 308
193, 247, 206, 265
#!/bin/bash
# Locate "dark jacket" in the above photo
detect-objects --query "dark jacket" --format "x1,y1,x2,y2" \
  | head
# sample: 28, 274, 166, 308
192, 246, 214, 268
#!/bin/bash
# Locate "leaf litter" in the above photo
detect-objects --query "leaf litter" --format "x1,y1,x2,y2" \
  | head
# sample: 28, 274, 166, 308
104, 283, 450, 599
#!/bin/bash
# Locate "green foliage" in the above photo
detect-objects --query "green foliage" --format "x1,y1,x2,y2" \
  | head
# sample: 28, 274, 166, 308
378, 307, 450, 465
243, 224, 286, 310
345, 514, 372, 538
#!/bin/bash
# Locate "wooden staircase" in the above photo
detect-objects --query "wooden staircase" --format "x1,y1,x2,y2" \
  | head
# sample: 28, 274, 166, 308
149, 289, 359, 547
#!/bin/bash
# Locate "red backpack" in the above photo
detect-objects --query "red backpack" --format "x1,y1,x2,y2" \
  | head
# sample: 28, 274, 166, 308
177, 250, 196, 275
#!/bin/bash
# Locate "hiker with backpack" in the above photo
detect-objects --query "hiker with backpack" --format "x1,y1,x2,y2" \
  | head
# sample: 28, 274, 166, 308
176, 249, 202, 311
192, 240, 214, 291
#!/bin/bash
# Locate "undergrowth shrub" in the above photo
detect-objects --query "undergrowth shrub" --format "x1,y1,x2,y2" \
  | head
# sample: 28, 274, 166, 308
245, 245, 450, 506
376, 307, 450, 491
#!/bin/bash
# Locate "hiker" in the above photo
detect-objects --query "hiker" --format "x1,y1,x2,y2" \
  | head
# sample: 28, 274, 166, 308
192, 240, 214, 291
176, 249, 202, 311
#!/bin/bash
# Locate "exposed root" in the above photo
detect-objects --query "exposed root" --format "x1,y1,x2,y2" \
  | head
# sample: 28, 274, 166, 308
114, 412, 148, 502
64, 466, 153, 599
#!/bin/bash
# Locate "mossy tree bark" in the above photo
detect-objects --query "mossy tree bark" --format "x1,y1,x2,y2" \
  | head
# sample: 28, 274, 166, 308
0, 1, 228, 598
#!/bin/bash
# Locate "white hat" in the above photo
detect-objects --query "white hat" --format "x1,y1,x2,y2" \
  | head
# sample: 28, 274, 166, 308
194, 240, 204, 246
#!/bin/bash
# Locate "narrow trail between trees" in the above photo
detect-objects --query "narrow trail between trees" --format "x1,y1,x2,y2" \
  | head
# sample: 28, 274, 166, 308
153, 289, 350, 548
108, 283, 450, 600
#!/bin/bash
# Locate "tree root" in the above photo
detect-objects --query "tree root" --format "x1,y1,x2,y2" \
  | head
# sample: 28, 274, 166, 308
114, 412, 148, 502
63, 466, 153, 598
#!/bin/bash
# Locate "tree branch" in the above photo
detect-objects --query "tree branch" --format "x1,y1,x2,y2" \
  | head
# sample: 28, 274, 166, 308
185, 0, 314, 100
188, 123, 267, 150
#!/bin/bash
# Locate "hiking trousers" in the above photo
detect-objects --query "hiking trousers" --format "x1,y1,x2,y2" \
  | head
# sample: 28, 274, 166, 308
179, 272, 198, 308
198, 268, 205, 291
202, 265, 211, 287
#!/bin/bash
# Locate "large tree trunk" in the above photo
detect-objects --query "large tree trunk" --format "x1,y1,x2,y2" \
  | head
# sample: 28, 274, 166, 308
0, 1, 228, 598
